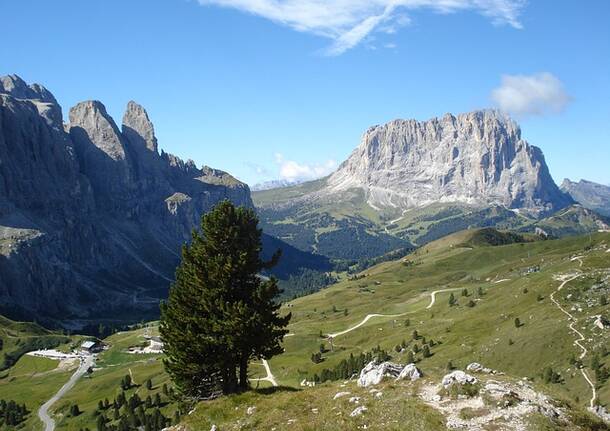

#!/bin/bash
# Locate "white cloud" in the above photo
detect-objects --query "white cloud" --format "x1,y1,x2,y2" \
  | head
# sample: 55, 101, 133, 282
491, 72, 571, 116
274, 153, 337, 181
198, 0, 525, 55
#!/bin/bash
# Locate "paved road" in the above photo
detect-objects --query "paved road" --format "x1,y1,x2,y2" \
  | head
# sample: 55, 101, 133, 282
38, 354, 95, 431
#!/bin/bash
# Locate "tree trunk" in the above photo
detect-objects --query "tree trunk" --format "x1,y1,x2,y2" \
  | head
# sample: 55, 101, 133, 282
239, 354, 249, 390
222, 365, 238, 394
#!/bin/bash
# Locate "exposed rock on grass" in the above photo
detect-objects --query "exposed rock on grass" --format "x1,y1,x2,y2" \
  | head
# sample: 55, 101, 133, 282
441, 371, 478, 389
357, 361, 421, 387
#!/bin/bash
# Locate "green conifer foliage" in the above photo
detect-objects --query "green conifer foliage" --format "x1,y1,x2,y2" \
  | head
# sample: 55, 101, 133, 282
160, 200, 291, 398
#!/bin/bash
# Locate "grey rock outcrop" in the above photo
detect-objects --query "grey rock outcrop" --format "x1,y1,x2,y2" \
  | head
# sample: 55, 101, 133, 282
561, 179, 610, 217
327, 110, 571, 216
123, 100, 158, 153
441, 371, 478, 388
357, 361, 421, 387
0, 75, 252, 325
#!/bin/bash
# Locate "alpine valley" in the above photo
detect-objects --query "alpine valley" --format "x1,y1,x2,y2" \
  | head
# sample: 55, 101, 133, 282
0, 75, 609, 431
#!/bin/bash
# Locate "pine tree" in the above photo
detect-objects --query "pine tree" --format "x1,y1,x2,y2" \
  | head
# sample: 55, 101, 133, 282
449, 293, 457, 306
160, 201, 291, 398
514, 317, 521, 328
146, 379, 153, 390
422, 345, 431, 358
70, 404, 80, 417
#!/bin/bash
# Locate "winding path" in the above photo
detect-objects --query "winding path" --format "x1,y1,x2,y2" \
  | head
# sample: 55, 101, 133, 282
38, 354, 95, 431
549, 273, 597, 408
251, 359, 278, 387
328, 287, 464, 339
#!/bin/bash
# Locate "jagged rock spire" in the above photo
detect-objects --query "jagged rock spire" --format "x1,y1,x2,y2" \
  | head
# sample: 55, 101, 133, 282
122, 101, 158, 154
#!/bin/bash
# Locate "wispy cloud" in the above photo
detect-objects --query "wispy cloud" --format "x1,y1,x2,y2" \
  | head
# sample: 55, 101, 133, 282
197, 0, 526, 55
491, 72, 571, 116
274, 153, 337, 181
244, 162, 271, 177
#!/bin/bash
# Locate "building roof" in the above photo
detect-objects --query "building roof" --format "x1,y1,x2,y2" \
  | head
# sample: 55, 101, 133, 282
81, 341, 97, 349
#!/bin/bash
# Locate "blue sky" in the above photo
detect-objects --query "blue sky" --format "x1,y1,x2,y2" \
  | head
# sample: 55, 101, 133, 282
2, 0, 609, 186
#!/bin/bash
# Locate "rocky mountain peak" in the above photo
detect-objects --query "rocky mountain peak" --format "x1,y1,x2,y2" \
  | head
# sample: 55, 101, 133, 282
0, 74, 62, 126
122, 100, 158, 154
327, 110, 570, 215
0, 74, 57, 104
69, 100, 128, 162
561, 178, 610, 217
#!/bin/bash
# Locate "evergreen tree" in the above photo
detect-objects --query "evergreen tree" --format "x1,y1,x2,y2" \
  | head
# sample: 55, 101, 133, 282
146, 379, 153, 390
448, 293, 457, 306
96, 414, 106, 431
160, 201, 291, 398
514, 317, 521, 328
422, 345, 431, 358
70, 404, 80, 417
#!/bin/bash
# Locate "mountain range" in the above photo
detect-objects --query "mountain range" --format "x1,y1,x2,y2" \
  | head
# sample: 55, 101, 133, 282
253, 111, 608, 264
1, 74, 607, 327
0, 75, 327, 327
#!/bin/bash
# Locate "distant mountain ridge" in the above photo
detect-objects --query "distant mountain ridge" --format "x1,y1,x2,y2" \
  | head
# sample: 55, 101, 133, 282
251, 179, 303, 191
561, 179, 610, 217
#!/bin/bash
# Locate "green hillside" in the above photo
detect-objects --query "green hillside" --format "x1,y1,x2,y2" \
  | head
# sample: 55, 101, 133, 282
1, 230, 608, 430
0, 315, 70, 371
178, 229, 610, 430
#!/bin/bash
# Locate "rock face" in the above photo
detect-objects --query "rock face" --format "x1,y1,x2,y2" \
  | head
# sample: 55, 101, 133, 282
327, 110, 571, 215
441, 371, 478, 388
0, 75, 252, 325
561, 179, 610, 217
357, 361, 421, 387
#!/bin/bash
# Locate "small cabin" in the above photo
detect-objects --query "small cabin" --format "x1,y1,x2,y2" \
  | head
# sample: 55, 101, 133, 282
81, 340, 104, 353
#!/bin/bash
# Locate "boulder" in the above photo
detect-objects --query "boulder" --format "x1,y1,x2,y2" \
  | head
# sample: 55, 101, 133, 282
358, 361, 423, 387
594, 315, 609, 330
466, 362, 493, 374
350, 406, 367, 417
333, 391, 351, 400
357, 361, 403, 387
441, 371, 478, 388
397, 363, 422, 381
